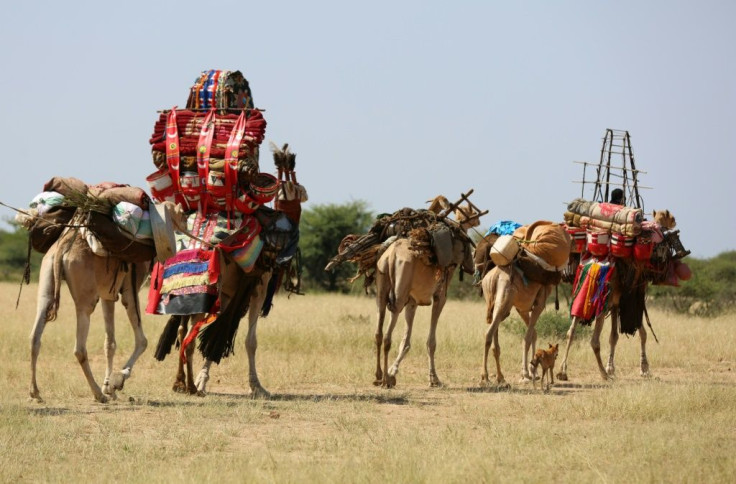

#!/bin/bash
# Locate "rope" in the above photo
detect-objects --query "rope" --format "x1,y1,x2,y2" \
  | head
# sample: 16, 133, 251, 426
0, 200, 90, 229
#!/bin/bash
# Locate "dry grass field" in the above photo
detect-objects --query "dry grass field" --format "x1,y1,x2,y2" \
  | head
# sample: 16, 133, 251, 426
1, 281, 735, 483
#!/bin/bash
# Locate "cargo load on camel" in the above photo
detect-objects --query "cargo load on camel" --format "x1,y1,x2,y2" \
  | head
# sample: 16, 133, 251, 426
15, 176, 166, 263
473, 219, 572, 288
325, 191, 486, 290
145, 70, 306, 372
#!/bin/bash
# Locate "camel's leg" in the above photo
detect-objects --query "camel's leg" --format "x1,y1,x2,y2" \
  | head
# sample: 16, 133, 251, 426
388, 302, 415, 381
195, 358, 213, 396
101, 299, 117, 399
483, 282, 513, 386
606, 307, 620, 377
65, 256, 107, 402
517, 309, 536, 382
29, 253, 55, 402
639, 325, 650, 377
172, 317, 196, 393
590, 314, 609, 381
244, 275, 271, 399
481, 302, 494, 385
74, 305, 107, 402
490, 324, 504, 385
109, 273, 149, 393
557, 316, 579, 381
427, 290, 447, 387
382, 310, 402, 388
374, 273, 389, 385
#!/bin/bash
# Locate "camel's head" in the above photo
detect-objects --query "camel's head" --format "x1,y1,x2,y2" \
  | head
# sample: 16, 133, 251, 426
455, 203, 481, 230
652, 209, 676, 230
426, 195, 451, 214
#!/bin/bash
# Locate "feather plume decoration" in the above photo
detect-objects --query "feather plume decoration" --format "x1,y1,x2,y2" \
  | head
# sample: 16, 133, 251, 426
270, 141, 296, 172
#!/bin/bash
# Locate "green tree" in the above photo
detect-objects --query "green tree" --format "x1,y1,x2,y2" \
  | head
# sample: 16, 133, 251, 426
0, 226, 41, 281
300, 201, 374, 292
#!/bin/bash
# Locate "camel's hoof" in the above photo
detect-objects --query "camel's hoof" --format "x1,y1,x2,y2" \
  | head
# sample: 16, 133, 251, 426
556, 372, 568, 381
519, 376, 533, 384
640, 371, 652, 378
111, 371, 126, 391
387, 374, 397, 388
372, 379, 383, 387
29, 394, 44, 404
172, 381, 188, 393
250, 386, 271, 399
196, 390, 207, 397
429, 379, 443, 388
95, 393, 109, 404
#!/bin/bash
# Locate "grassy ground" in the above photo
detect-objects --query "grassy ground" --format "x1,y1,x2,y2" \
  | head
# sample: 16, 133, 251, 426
1, 281, 734, 483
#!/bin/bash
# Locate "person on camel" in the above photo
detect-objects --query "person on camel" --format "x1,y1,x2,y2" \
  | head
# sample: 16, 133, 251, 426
609, 188, 625, 206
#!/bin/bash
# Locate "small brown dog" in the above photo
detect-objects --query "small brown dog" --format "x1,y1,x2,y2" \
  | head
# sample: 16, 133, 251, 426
529, 343, 559, 391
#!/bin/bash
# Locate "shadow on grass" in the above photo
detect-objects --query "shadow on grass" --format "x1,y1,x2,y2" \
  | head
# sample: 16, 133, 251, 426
207, 391, 411, 405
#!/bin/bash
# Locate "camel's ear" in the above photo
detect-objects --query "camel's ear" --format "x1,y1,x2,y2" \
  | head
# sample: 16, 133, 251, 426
548, 343, 554, 348
652, 210, 657, 218
665, 209, 671, 218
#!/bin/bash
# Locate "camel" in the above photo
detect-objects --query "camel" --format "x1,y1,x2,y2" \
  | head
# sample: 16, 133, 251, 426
479, 263, 552, 386
153, 142, 303, 398
29, 229, 149, 403
373, 204, 480, 388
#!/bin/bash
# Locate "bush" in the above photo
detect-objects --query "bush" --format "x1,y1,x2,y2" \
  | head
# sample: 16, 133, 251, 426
648, 251, 736, 317
505, 309, 591, 341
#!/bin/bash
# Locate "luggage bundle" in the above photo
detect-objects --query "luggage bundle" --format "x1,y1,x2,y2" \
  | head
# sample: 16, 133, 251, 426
145, 70, 307, 317
17, 176, 159, 262
146, 69, 272, 215
482, 221, 571, 286
562, 198, 691, 286
325, 204, 476, 290
564, 197, 658, 262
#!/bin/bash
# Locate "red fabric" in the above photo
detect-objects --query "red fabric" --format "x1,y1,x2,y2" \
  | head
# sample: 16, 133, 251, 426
146, 262, 165, 314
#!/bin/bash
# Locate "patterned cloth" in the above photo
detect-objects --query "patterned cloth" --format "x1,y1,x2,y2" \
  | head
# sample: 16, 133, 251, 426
570, 256, 616, 324
146, 211, 265, 316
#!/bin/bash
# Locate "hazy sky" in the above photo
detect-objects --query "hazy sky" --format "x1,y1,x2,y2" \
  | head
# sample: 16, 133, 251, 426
1, 1, 733, 258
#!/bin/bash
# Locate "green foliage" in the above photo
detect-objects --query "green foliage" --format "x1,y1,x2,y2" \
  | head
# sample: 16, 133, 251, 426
299, 200, 375, 292
648, 251, 736, 316
0, 226, 41, 281
506, 309, 589, 340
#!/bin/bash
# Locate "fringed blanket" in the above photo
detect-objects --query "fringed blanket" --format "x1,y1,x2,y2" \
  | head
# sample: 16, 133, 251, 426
570, 257, 616, 325
147, 211, 264, 316
146, 248, 220, 315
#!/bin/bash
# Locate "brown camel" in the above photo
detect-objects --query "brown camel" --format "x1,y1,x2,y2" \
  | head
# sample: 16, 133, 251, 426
479, 264, 552, 386
29, 229, 149, 403
373, 208, 479, 388
155, 142, 304, 398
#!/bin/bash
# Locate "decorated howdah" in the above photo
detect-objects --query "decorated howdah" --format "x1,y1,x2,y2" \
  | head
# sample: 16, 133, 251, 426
145, 70, 305, 319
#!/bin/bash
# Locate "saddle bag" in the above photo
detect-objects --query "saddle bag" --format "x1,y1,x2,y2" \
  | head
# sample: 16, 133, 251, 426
85, 211, 155, 263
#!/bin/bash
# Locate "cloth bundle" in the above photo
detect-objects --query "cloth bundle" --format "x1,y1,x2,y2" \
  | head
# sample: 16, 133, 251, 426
514, 221, 572, 269
566, 198, 642, 236
21, 178, 154, 255
149, 109, 266, 162
485, 220, 522, 237
186, 70, 254, 112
